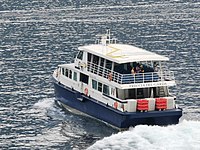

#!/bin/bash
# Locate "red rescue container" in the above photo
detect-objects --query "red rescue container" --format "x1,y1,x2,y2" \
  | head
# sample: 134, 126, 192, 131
155, 98, 167, 110
137, 99, 148, 111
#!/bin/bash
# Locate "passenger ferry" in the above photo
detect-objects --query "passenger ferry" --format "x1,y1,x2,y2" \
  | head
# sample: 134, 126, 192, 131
52, 31, 182, 129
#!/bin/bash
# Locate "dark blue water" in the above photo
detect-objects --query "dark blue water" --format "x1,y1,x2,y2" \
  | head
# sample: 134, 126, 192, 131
0, 1, 199, 149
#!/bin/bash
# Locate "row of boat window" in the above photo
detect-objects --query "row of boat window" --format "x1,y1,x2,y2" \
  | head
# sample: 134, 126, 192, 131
61, 67, 110, 96
61, 67, 168, 99
61, 68, 91, 85
92, 79, 110, 95
88, 52, 112, 70
62, 68, 77, 81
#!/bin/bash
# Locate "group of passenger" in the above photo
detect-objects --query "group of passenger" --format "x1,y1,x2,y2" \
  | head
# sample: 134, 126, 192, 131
114, 62, 159, 75
131, 63, 144, 74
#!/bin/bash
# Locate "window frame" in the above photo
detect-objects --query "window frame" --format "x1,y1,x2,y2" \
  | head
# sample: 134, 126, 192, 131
69, 70, 72, 79
92, 79, 97, 90
87, 53, 92, 62
73, 72, 77, 81
61, 68, 64, 75
80, 73, 89, 84
77, 51, 83, 60
65, 68, 69, 77
93, 55, 99, 65
103, 84, 110, 95
98, 82, 102, 92
105, 59, 112, 70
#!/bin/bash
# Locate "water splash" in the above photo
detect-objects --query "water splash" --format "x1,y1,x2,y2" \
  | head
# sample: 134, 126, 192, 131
88, 120, 200, 150
32, 98, 69, 120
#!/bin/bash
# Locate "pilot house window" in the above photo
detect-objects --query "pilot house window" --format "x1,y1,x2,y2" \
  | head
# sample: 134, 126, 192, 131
77, 51, 83, 60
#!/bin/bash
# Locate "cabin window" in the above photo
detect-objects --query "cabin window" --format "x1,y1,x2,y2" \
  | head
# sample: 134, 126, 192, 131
114, 63, 123, 74
65, 68, 69, 77
100, 58, 104, 67
116, 88, 125, 99
114, 63, 132, 74
111, 88, 115, 96
127, 89, 136, 99
105, 60, 112, 70
88, 53, 92, 62
77, 51, 83, 60
80, 73, 89, 84
153, 86, 169, 97
98, 58, 105, 76
62, 68, 65, 75
116, 87, 169, 99
92, 55, 99, 74
98, 82, 102, 92
137, 88, 144, 99
103, 84, 110, 95
93, 55, 99, 65
92, 80, 97, 90
73, 72, 77, 81
113, 62, 118, 71
69, 70, 72, 79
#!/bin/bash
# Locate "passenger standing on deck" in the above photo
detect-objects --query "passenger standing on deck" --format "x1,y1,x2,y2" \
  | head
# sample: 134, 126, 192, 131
136, 64, 141, 73
140, 65, 144, 73
131, 67, 135, 74
154, 62, 159, 72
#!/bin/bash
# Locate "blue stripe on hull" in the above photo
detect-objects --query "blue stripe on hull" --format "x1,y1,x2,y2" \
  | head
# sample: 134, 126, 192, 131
53, 81, 182, 129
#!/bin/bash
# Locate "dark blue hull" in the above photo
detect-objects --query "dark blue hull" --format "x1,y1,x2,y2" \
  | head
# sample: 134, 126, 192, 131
53, 81, 182, 129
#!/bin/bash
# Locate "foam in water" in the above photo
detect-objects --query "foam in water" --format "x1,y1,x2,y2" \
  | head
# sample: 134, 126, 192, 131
15, 125, 70, 148
33, 98, 55, 110
88, 120, 200, 150
20, 98, 66, 120
27, 98, 56, 118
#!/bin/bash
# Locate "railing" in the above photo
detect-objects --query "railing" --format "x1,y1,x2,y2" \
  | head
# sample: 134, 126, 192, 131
87, 61, 175, 84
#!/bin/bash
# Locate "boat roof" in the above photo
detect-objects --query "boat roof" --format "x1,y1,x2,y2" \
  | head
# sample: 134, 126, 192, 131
79, 44, 169, 64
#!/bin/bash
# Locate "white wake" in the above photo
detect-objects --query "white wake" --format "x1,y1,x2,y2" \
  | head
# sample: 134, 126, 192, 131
88, 120, 200, 150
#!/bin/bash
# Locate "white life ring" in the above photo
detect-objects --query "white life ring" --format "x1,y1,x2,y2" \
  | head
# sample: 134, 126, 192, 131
114, 101, 118, 109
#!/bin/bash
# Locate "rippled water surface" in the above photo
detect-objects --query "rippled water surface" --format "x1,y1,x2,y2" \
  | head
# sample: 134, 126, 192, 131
0, 0, 200, 149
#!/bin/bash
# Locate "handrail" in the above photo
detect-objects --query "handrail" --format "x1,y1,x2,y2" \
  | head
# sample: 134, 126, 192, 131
87, 61, 175, 84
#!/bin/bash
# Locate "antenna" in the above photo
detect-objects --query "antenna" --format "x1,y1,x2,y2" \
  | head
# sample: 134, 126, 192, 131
107, 29, 111, 44
95, 29, 117, 45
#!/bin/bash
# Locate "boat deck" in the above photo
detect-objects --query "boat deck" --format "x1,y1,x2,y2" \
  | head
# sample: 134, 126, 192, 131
87, 61, 175, 85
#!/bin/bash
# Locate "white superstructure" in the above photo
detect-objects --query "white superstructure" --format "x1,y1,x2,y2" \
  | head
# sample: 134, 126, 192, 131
53, 31, 176, 113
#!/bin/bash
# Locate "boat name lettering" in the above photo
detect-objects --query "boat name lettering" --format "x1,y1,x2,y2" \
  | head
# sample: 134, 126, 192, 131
129, 82, 167, 88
